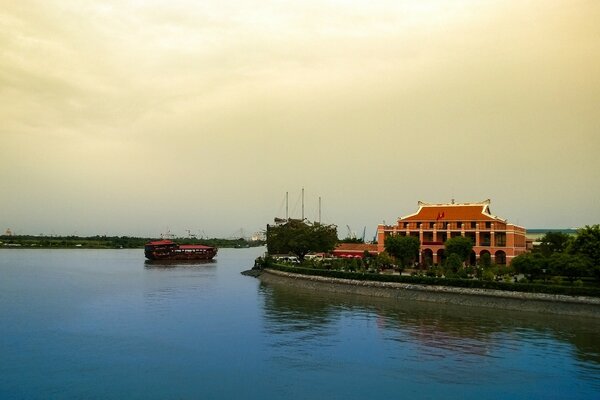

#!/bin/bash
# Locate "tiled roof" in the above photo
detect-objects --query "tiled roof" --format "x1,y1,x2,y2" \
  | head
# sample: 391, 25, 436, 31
334, 243, 378, 252
400, 200, 505, 222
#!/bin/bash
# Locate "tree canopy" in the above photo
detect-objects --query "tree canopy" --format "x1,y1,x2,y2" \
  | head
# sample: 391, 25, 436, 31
548, 253, 591, 282
511, 252, 548, 281
266, 220, 338, 261
444, 236, 473, 262
539, 231, 572, 257
570, 225, 600, 267
384, 235, 420, 267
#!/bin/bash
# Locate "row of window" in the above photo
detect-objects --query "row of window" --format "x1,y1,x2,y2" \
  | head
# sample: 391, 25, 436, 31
403, 221, 494, 229
394, 231, 507, 247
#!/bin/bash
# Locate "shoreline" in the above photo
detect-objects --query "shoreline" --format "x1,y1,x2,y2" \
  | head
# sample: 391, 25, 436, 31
259, 268, 600, 318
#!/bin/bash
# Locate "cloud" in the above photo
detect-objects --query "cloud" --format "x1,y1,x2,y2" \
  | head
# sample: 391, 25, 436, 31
1, 0, 599, 236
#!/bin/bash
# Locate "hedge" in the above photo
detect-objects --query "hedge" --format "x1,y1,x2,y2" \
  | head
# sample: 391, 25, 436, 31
266, 263, 600, 298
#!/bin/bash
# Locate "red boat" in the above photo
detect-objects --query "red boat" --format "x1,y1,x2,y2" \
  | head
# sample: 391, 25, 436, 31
144, 240, 218, 261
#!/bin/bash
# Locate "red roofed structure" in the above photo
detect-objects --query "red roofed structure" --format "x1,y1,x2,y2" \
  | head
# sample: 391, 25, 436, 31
376, 200, 527, 266
333, 243, 379, 258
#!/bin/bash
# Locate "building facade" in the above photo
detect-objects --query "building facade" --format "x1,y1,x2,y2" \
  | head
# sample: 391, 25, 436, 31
376, 200, 527, 266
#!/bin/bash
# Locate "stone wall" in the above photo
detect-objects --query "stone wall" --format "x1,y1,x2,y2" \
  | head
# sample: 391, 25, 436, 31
260, 269, 600, 318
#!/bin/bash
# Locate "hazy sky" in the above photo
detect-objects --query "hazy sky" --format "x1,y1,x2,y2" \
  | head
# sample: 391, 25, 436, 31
2, 0, 599, 238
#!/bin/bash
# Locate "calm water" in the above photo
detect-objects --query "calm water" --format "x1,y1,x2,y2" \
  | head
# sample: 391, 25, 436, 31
1, 248, 599, 399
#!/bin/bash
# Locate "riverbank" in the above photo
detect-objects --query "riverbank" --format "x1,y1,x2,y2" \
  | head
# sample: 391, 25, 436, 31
0, 235, 264, 249
259, 268, 600, 318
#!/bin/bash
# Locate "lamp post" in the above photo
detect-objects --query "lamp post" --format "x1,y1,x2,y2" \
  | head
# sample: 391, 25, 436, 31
542, 268, 547, 283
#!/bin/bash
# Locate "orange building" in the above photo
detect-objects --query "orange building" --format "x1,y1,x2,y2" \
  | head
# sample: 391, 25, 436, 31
376, 200, 527, 266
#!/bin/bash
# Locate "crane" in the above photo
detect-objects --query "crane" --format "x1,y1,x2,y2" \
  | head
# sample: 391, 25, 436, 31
346, 225, 356, 240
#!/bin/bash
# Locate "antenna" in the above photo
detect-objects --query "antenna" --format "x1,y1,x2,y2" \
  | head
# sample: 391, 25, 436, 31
319, 196, 322, 224
302, 187, 305, 220
286, 191, 289, 220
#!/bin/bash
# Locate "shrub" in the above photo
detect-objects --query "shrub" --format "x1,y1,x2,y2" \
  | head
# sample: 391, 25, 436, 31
482, 269, 495, 282
551, 276, 563, 285
265, 263, 600, 297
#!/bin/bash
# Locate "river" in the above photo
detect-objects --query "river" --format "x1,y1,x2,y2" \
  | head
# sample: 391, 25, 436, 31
1, 248, 599, 399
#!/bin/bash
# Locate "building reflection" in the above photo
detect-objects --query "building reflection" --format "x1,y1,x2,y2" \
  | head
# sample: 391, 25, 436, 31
144, 259, 217, 269
259, 278, 600, 366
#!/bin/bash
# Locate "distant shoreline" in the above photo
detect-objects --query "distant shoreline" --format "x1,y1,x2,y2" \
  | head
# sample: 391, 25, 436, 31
0, 235, 265, 249
259, 269, 600, 318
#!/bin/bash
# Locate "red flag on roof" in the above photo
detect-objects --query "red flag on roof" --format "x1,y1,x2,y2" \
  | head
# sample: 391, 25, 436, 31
436, 212, 445, 220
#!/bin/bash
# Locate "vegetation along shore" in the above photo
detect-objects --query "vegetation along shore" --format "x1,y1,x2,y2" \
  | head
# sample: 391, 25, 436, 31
248, 221, 600, 314
0, 235, 265, 249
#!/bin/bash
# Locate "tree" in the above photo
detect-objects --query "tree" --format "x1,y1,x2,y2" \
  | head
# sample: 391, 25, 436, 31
266, 220, 338, 261
569, 225, 600, 267
384, 235, 420, 268
479, 252, 492, 268
374, 252, 394, 270
538, 231, 572, 257
445, 253, 463, 276
511, 252, 548, 282
549, 253, 591, 283
444, 236, 473, 263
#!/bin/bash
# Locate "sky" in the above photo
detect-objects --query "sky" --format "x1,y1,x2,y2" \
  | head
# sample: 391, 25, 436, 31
1, 0, 599, 239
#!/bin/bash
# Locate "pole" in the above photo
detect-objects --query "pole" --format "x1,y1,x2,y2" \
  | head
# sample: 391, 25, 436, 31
319, 196, 321, 224
301, 187, 304, 220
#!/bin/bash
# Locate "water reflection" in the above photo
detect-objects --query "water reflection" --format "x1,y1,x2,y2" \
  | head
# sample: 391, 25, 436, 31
258, 278, 600, 385
143, 259, 217, 269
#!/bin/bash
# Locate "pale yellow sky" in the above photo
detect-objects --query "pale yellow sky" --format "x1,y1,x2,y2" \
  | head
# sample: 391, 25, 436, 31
1, 0, 599, 237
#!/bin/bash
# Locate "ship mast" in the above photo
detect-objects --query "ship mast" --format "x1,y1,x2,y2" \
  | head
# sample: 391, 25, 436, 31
319, 196, 321, 224
301, 187, 304, 221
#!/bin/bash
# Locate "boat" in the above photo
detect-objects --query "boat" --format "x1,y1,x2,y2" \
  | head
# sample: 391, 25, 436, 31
144, 240, 217, 261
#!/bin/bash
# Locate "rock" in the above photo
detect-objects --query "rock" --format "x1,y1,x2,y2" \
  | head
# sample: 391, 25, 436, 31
241, 269, 262, 277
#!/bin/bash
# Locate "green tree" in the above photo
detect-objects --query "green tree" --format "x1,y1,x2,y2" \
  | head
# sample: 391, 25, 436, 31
479, 252, 492, 268
445, 236, 473, 263
374, 251, 394, 270
539, 231, 572, 257
511, 252, 548, 282
266, 220, 338, 261
549, 253, 591, 283
445, 253, 464, 276
569, 225, 600, 267
384, 235, 420, 268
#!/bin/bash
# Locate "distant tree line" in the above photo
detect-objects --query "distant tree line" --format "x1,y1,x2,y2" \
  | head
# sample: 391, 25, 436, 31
0, 235, 265, 249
